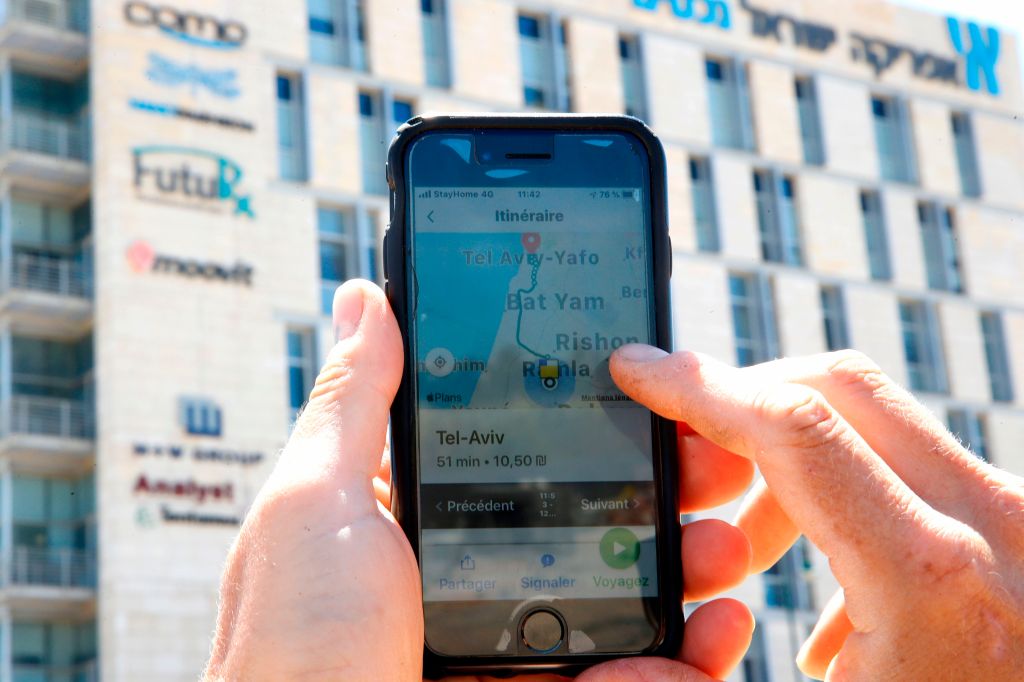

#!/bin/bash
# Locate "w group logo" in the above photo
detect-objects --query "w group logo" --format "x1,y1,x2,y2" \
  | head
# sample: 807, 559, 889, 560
947, 17, 1001, 96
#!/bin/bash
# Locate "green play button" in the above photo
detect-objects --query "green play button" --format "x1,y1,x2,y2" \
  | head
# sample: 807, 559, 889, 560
599, 528, 641, 570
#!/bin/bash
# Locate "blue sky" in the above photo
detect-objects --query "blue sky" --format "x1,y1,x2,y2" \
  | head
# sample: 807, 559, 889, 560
894, 0, 1024, 88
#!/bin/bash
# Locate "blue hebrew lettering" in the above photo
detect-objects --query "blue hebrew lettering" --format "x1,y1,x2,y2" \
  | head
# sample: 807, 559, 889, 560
701, 0, 731, 28
947, 17, 1001, 95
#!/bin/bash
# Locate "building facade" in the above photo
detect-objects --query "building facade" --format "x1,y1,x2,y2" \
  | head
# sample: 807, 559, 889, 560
0, 0, 1020, 679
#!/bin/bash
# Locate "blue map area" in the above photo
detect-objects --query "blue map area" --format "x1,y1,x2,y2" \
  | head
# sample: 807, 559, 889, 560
416, 232, 520, 407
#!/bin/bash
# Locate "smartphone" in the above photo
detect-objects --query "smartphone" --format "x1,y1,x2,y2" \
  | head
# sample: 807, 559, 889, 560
384, 114, 680, 677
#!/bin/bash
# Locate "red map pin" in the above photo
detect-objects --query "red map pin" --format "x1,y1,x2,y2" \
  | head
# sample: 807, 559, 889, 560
521, 232, 541, 254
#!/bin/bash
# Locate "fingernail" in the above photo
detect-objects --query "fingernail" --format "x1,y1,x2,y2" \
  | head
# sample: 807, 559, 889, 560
333, 282, 365, 342
614, 344, 669, 363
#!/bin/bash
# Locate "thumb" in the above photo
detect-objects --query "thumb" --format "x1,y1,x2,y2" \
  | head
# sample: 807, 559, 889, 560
282, 279, 404, 489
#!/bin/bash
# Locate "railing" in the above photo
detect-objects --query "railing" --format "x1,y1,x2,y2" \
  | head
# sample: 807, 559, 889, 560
7, 545, 96, 588
12, 660, 98, 682
4, 0, 89, 33
10, 252, 91, 298
9, 111, 89, 161
5, 395, 93, 439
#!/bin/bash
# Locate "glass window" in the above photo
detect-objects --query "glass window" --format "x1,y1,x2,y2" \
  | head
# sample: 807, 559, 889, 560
689, 158, 719, 252
741, 625, 770, 682
980, 312, 1014, 402
899, 300, 947, 394
309, 0, 367, 70
277, 72, 308, 182
795, 76, 825, 165
359, 92, 415, 195
821, 285, 849, 351
918, 202, 963, 293
619, 35, 647, 120
860, 190, 892, 281
764, 538, 816, 611
729, 272, 777, 367
706, 57, 752, 150
287, 328, 316, 416
947, 409, 989, 462
12, 621, 96, 668
422, 0, 451, 87
871, 94, 916, 183
951, 112, 981, 198
518, 13, 570, 111
753, 169, 803, 266
319, 207, 356, 315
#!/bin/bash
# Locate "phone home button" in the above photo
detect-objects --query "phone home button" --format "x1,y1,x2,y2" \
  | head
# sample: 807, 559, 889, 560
521, 609, 564, 654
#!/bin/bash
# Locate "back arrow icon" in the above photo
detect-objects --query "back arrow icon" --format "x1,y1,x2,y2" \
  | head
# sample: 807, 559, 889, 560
436, 501, 443, 512
427, 210, 435, 223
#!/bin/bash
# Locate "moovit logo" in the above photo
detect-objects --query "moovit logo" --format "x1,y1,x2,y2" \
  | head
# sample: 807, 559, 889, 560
132, 145, 253, 217
124, 2, 247, 49
126, 240, 255, 286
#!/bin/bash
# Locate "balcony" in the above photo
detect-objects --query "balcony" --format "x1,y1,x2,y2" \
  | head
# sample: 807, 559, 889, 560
0, 396, 93, 474
0, 111, 90, 191
0, 0, 89, 63
0, 252, 92, 334
13, 661, 98, 682
8, 546, 95, 588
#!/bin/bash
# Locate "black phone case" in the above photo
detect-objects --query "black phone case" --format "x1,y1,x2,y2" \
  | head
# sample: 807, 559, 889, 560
383, 114, 682, 678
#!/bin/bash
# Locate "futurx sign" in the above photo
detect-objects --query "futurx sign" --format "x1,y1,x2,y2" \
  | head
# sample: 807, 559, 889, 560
124, 2, 247, 49
132, 146, 253, 217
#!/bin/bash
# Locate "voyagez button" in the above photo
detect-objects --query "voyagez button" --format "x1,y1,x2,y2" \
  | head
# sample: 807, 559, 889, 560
599, 527, 641, 569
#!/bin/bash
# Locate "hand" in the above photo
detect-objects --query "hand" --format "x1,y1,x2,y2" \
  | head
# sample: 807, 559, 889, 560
205, 281, 756, 681
609, 346, 1024, 680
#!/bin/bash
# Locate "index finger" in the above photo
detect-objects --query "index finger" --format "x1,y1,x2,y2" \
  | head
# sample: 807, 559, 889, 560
610, 345, 940, 602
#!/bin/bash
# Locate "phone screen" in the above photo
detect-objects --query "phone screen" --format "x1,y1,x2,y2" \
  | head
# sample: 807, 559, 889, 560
405, 130, 664, 657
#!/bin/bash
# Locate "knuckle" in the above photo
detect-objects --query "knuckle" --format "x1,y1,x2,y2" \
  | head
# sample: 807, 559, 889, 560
908, 521, 991, 597
825, 349, 888, 397
752, 384, 841, 452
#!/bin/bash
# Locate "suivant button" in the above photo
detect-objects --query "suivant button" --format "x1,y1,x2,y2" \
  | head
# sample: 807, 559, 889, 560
521, 609, 564, 654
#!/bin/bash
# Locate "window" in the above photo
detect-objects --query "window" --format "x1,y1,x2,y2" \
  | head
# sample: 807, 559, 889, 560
980, 312, 1014, 402
276, 73, 308, 182
619, 35, 647, 120
287, 328, 316, 419
951, 112, 981, 197
820, 285, 849, 351
729, 272, 778, 367
706, 57, 753, 150
795, 76, 825, 165
764, 538, 816, 611
899, 300, 947, 394
359, 91, 415, 194
12, 473, 95, 555
753, 170, 803, 266
947, 409, 989, 462
421, 0, 451, 88
918, 202, 963, 293
690, 158, 719, 252
860, 190, 892, 281
309, 0, 367, 70
871, 95, 916, 183
518, 14, 570, 110
741, 625, 770, 682
318, 205, 381, 313
12, 621, 96, 669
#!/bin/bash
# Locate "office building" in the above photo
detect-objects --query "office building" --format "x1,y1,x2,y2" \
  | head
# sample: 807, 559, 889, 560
0, 0, 1020, 680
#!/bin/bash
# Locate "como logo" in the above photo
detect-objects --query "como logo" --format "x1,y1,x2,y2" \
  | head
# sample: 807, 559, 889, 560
124, 2, 247, 49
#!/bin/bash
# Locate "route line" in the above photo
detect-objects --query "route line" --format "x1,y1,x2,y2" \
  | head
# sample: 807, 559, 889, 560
514, 253, 550, 359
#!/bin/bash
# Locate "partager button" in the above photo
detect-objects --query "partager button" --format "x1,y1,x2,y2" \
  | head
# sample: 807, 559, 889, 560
521, 609, 564, 654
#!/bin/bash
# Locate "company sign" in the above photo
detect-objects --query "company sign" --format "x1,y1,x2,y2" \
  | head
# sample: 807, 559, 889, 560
129, 99, 255, 131
633, 0, 731, 30
734, 0, 1002, 96
147, 52, 240, 99
127, 240, 255, 286
132, 146, 254, 217
124, 2, 247, 49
